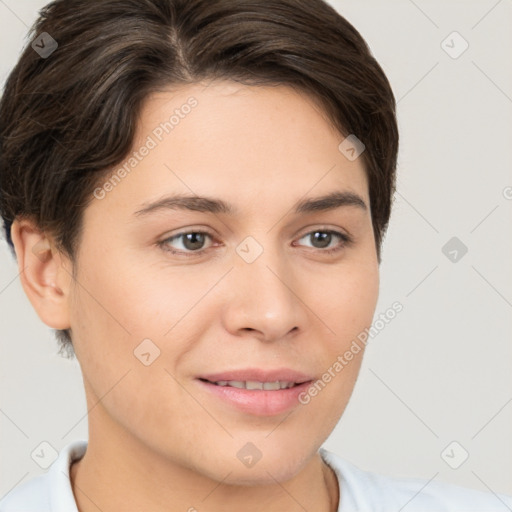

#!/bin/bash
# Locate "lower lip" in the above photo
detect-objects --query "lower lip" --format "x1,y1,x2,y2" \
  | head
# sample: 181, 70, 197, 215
196, 379, 313, 416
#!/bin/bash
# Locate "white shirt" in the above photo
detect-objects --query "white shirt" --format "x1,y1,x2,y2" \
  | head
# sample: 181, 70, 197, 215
1, 439, 511, 511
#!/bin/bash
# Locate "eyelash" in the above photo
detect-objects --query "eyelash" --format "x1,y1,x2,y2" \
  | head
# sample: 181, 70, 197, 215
157, 228, 353, 257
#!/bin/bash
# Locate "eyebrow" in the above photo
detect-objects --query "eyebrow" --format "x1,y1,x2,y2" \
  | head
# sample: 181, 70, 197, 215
133, 190, 368, 218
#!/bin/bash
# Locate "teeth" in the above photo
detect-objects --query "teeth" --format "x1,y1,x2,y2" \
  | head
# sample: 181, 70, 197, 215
246, 381, 264, 390
227, 380, 246, 389
213, 380, 297, 390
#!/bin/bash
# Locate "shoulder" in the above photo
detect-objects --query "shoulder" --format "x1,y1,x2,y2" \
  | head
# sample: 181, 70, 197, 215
0, 474, 52, 512
319, 448, 512, 512
0, 440, 87, 512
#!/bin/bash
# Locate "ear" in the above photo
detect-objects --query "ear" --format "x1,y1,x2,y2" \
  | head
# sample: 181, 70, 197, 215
10, 217, 73, 330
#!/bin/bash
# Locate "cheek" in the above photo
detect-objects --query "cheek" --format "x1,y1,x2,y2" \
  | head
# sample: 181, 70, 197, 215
308, 259, 379, 405
312, 258, 379, 342
68, 250, 212, 404
71, 249, 199, 342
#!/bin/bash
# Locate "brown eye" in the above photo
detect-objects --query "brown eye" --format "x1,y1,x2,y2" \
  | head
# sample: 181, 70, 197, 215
296, 230, 352, 254
159, 231, 214, 256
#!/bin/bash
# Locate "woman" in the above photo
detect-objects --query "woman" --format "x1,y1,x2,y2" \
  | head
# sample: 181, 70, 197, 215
0, 1, 510, 510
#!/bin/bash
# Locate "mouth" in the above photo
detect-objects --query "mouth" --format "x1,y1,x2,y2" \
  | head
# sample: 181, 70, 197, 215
198, 378, 305, 390
195, 369, 315, 416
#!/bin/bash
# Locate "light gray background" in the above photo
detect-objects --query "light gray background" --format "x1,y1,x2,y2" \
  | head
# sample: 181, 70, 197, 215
1, 0, 511, 501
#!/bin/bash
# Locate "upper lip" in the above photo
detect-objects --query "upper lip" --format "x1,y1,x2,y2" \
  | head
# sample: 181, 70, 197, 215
198, 368, 314, 384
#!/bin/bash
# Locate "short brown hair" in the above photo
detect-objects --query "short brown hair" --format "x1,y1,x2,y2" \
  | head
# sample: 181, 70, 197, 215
0, 0, 399, 357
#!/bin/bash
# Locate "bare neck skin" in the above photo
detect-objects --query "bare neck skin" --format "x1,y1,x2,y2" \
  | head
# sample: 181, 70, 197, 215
69, 415, 340, 512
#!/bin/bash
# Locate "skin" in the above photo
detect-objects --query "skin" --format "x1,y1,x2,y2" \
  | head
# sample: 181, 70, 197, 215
11, 80, 379, 512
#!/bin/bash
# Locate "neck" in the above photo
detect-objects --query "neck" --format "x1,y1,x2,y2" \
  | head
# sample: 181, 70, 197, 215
70, 431, 339, 512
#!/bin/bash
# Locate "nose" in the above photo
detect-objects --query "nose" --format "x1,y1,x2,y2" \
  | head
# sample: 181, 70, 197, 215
220, 241, 307, 343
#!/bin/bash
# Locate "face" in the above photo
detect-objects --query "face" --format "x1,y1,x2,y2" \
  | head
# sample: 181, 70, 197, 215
65, 80, 379, 484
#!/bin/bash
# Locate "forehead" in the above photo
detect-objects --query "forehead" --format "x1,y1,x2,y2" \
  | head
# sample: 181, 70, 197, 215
141, 80, 353, 163
88, 80, 370, 222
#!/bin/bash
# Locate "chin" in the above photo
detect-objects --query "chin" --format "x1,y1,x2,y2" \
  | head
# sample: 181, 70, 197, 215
207, 443, 315, 486
216, 463, 305, 487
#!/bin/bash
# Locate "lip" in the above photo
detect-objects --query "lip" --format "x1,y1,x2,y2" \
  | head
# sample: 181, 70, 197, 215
196, 367, 315, 416
198, 368, 314, 384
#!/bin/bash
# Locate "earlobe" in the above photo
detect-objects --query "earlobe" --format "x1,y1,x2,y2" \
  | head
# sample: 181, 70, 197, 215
10, 218, 73, 330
